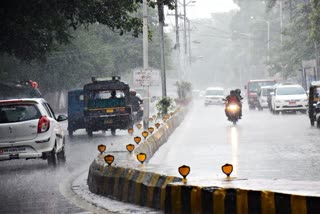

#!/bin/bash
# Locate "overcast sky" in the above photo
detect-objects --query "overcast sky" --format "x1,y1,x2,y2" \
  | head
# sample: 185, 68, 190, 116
187, 0, 239, 19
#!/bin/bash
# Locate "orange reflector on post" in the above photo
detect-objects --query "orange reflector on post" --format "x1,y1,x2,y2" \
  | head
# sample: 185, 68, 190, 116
142, 131, 149, 139
104, 155, 114, 165
222, 163, 233, 177
98, 144, 106, 154
137, 153, 147, 164
134, 136, 141, 144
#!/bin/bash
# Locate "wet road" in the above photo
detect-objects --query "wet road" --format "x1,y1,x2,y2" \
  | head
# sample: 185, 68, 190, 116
150, 99, 320, 181
0, 126, 133, 214
1, 99, 320, 213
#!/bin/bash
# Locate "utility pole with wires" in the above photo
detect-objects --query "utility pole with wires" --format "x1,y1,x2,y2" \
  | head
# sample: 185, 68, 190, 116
142, 0, 149, 128
157, 0, 167, 97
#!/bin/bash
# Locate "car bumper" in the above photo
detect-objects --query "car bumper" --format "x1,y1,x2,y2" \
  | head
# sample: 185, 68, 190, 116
0, 137, 55, 161
275, 103, 308, 111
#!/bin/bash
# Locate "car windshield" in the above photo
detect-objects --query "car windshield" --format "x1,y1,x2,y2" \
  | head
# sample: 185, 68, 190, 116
205, 89, 224, 96
261, 88, 272, 96
248, 81, 275, 92
277, 87, 306, 95
0, 104, 41, 123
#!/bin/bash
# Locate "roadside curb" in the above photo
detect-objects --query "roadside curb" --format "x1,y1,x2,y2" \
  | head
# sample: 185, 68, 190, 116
165, 183, 320, 214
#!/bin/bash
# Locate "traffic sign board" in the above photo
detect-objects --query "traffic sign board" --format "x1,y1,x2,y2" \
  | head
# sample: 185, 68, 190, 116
133, 69, 160, 87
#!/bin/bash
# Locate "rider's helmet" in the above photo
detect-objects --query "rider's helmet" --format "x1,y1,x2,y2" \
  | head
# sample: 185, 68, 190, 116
235, 89, 241, 95
230, 90, 235, 95
111, 90, 116, 97
130, 90, 136, 96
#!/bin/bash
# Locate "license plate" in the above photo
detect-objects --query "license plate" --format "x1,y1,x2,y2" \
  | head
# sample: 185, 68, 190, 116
106, 109, 114, 113
289, 101, 296, 105
0, 149, 3, 154
104, 119, 112, 124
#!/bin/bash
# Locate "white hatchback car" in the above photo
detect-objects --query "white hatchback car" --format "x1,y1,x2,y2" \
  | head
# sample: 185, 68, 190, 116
204, 87, 225, 106
0, 98, 67, 165
271, 84, 308, 114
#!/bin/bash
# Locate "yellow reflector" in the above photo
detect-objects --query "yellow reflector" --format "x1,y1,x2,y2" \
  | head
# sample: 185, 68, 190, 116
155, 123, 160, 129
128, 128, 134, 135
104, 155, 114, 165
134, 136, 141, 144
222, 163, 233, 177
97, 144, 106, 154
178, 165, 190, 179
142, 131, 149, 139
137, 153, 147, 164
126, 144, 135, 153
148, 127, 154, 134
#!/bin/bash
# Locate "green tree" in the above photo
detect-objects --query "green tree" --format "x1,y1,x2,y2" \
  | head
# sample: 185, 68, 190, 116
0, 0, 175, 62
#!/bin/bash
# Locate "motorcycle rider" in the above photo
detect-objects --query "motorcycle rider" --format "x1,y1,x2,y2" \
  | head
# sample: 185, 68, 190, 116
130, 90, 143, 112
225, 90, 242, 119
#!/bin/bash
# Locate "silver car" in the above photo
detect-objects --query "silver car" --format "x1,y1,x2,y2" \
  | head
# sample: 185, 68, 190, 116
0, 98, 67, 165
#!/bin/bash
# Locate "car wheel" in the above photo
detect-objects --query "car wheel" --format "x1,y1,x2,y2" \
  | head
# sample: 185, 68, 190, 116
47, 149, 57, 166
300, 110, 307, 114
310, 119, 315, 126
68, 129, 73, 137
273, 110, 280, 115
317, 118, 320, 128
111, 128, 116, 136
57, 147, 66, 164
87, 129, 93, 137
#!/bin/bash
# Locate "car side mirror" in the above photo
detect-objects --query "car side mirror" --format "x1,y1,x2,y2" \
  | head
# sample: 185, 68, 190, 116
57, 115, 68, 122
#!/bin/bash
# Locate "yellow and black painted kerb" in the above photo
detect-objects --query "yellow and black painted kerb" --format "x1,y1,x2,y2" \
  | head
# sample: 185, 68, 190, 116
164, 184, 320, 214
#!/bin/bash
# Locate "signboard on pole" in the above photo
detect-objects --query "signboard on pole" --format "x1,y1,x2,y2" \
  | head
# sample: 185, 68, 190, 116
133, 68, 160, 87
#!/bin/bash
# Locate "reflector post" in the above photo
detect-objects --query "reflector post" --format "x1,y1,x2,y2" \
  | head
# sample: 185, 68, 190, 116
134, 136, 142, 144
126, 144, 135, 153
142, 131, 149, 139
98, 144, 106, 154
137, 153, 147, 164
148, 127, 154, 134
136, 123, 142, 129
222, 163, 233, 177
128, 128, 134, 135
178, 165, 190, 179
104, 155, 114, 165
155, 123, 160, 129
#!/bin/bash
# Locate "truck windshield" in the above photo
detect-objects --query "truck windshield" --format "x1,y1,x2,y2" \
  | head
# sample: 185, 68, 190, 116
248, 81, 276, 92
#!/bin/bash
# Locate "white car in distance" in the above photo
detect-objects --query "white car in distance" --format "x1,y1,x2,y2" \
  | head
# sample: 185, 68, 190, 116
270, 84, 308, 114
204, 87, 225, 106
0, 98, 68, 166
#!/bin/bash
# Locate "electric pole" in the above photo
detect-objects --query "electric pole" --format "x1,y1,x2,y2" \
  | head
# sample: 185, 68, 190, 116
158, 0, 167, 97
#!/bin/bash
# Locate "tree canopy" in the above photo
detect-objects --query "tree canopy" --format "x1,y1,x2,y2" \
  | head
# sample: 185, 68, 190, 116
0, 0, 174, 62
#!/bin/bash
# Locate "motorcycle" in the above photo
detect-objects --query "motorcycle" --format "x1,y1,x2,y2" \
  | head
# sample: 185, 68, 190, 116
224, 99, 241, 125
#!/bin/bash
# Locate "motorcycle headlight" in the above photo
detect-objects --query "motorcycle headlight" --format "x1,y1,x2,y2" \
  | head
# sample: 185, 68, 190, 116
227, 104, 240, 111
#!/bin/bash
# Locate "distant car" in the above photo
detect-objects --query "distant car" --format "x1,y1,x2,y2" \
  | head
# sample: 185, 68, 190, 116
257, 86, 274, 109
270, 84, 308, 114
0, 98, 68, 165
204, 87, 225, 106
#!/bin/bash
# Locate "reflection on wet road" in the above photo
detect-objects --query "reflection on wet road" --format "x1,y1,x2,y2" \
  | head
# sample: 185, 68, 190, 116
150, 99, 320, 181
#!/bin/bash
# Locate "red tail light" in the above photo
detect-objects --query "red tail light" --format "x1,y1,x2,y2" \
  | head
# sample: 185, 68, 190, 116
38, 116, 50, 133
